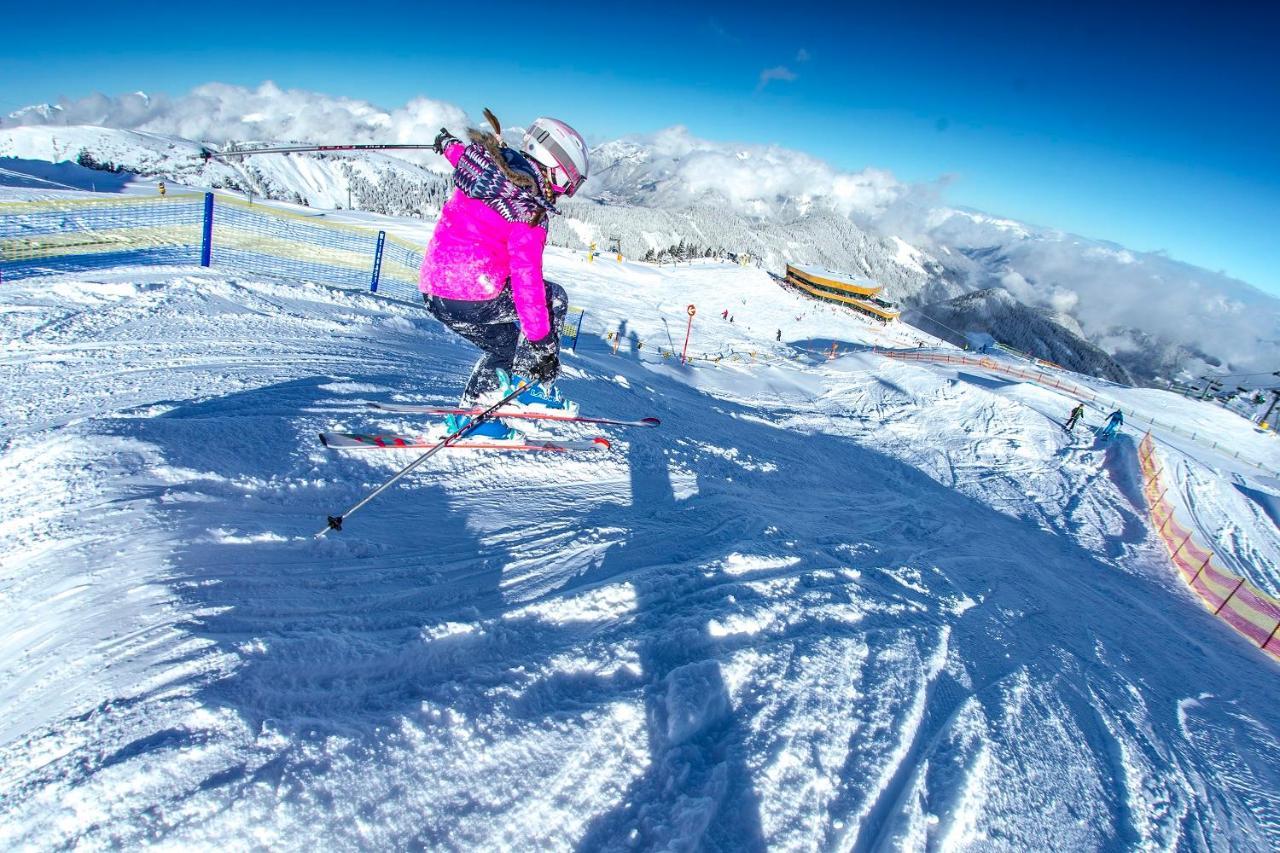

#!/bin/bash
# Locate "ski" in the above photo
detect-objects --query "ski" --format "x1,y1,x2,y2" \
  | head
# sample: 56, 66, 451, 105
318, 380, 532, 535
366, 402, 660, 428
320, 432, 612, 452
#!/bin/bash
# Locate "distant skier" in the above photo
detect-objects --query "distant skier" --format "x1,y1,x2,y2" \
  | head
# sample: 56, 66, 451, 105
1064, 403, 1085, 432
419, 110, 589, 437
776, 329, 782, 341
1097, 409, 1124, 440
722, 309, 729, 320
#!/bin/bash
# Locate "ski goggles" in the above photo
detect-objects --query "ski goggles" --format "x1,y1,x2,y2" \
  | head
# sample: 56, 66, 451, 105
532, 130, 585, 197
548, 164, 583, 197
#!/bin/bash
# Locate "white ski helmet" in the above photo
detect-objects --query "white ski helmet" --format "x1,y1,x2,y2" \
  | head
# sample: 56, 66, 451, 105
521, 117, 589, 197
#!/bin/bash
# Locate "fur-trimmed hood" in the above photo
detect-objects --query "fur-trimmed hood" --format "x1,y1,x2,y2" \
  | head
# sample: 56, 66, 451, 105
466, 129, 551, 202
449, 129, 559, 226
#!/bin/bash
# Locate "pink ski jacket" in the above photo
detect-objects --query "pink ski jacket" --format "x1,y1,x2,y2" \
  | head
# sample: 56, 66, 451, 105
420, 140, 553, 341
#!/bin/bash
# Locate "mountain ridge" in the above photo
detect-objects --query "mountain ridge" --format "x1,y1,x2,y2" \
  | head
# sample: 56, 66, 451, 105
3, 109, 1276, 386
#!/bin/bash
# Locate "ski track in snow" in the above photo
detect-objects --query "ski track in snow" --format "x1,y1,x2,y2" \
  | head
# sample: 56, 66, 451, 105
2, 251, 1279, 850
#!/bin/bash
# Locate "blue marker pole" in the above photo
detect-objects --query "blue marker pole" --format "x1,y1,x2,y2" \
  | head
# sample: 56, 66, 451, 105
200, 193, 214, 267
370, 231, 386, 292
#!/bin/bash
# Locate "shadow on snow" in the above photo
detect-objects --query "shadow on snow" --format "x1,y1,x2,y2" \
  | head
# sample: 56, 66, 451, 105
93, 329, 1280, 848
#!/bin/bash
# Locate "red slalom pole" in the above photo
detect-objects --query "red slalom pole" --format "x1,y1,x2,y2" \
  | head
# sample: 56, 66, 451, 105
681, 304, 697, 364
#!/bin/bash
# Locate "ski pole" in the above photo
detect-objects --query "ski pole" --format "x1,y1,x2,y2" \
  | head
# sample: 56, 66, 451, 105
199, 143, 438, 162
316, 382, 529, 537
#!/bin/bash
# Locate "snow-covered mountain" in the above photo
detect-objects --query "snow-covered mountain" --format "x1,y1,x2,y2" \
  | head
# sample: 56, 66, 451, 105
903, 288, 1134, 384
0, 125, 454, 216
575, 131, 1280, 385
5, 82, 1278, 386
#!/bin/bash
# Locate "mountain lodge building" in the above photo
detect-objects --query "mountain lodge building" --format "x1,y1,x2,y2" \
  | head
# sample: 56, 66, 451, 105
784, 264, 900, 321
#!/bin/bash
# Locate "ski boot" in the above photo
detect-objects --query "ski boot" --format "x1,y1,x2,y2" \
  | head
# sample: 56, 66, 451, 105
443, 413, 522, 444
495, 368, 580, 417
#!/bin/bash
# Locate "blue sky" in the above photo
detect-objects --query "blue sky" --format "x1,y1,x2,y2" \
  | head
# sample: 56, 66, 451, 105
6, 0, 1279, 292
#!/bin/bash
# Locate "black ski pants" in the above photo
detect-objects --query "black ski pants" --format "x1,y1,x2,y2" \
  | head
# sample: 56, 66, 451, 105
425, 280, 568, 405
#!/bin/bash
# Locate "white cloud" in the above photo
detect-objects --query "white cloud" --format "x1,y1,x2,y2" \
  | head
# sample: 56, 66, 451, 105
999, 270, 1036, 303
922, 208, 1280, 371
796, 48, 811, 62
2, 82, 471, 163
594, 125, 907, 219
756, 66, 799, 92
1049, 287, 1080, 314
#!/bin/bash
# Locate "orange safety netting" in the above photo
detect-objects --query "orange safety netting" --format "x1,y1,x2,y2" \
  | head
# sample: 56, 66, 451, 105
877, 349, 1280, 661
875, 349, 1100, 401
1138, 433, 1280, 661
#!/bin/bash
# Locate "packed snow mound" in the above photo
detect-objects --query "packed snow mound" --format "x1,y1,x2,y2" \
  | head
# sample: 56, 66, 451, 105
2, 248, 1278, 849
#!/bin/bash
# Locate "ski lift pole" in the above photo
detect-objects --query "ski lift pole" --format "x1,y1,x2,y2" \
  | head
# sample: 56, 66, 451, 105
316, 382, 529, 537
681, 304, 696, 365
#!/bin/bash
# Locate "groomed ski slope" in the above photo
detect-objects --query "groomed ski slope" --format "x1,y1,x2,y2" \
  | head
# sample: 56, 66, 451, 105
3, 249, 1280, 850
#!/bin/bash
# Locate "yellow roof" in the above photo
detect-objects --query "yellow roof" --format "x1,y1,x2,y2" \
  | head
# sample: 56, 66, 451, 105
787, 263, 881, 296
789, 277, 899, 319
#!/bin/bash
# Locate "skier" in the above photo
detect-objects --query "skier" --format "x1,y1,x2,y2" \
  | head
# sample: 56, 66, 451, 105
419, 110, 589, 438
722, 309, 729, 320
1098, 409, 1124, 440
1064, 403, 1085, 432
776, 329, 782, 341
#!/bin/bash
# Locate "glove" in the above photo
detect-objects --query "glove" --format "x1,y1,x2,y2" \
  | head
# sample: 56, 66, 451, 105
432, 127, 460, 155
523, 337, 560, 384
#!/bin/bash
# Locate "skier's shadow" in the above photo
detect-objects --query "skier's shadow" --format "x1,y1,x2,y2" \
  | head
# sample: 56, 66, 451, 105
606, 319, 642, 362
555, 405, 767, 850
101, 373, 515, 743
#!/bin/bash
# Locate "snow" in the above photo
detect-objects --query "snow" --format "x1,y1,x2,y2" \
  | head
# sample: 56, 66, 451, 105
929, 207, 1034, 240
2, 240, 1279, 848
891, 235, 929, 275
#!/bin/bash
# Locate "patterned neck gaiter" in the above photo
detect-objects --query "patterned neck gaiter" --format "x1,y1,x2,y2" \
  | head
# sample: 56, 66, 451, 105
453, 143, 557, 226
